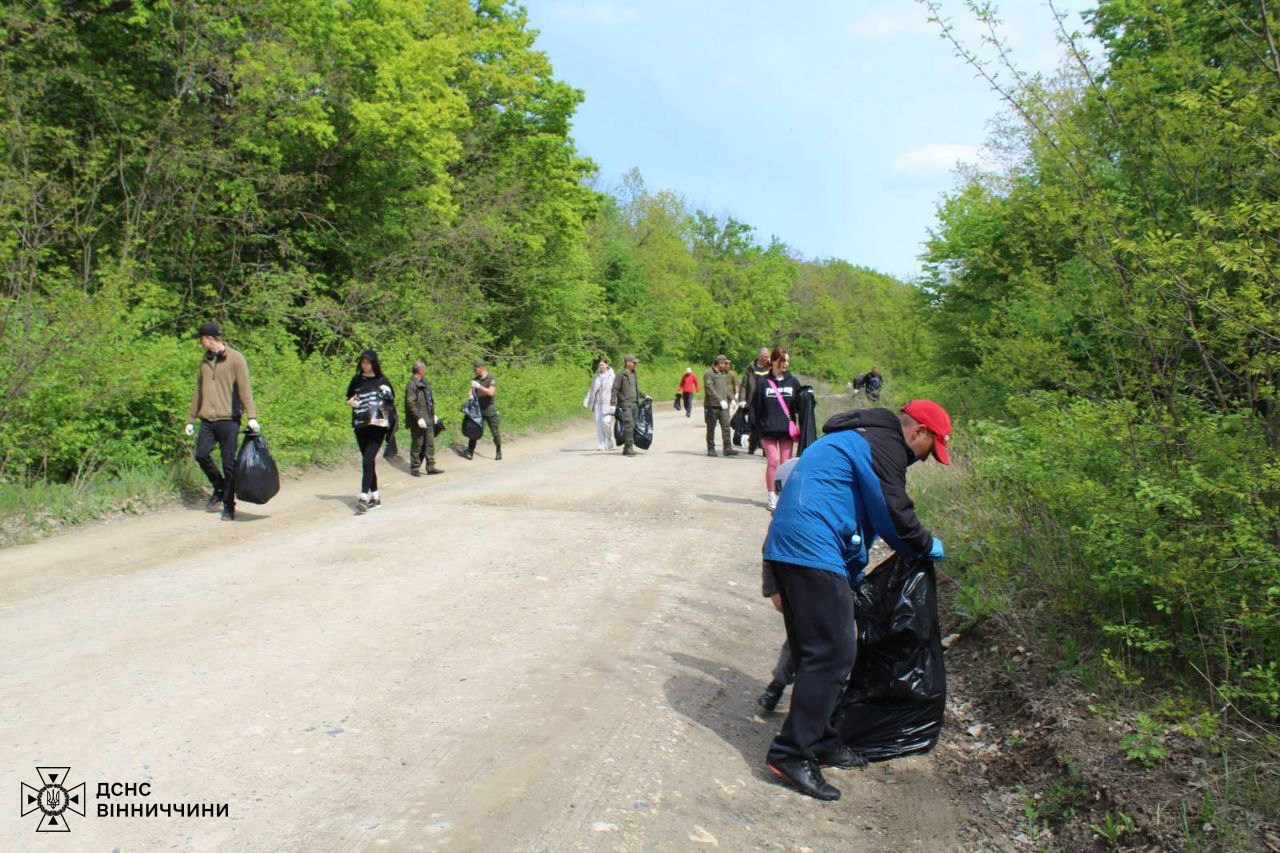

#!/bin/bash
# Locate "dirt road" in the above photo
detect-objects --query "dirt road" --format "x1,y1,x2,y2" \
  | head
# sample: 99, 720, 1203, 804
1, 406, 964, 850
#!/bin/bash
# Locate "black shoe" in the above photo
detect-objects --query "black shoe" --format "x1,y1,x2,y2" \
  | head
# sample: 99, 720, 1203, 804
494, 449, 502, 461
818, 743, 868, 770
766, 758, 840, 801
206, 494, 223, 512
462, 449, 474, 460
355, 498, 369, 514
707, 447, 717, 457
368, 496, 381, 509
220, 505, 235, 521
622, 446, 637, 457
426, 465, 443, 475
756, 681, 786, 714
724, 447, 740, 456
410, 468, 422, 477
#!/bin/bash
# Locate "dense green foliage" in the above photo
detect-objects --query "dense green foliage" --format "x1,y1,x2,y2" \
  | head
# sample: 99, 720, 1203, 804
922, 0, 1280, 722
0, 2, 917, 490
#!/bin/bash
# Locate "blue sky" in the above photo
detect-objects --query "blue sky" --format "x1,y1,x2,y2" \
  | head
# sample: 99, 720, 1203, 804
519, 0, 1094, 279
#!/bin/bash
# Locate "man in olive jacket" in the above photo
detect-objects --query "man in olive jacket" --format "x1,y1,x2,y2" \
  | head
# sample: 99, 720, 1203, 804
405, 361, 443, 476
703, 355, 740, 457
610, 354, 643, 456
185, 321, 259, 521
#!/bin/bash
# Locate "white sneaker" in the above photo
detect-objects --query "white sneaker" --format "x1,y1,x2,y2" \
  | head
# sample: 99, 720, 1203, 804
766, 491, 777, 512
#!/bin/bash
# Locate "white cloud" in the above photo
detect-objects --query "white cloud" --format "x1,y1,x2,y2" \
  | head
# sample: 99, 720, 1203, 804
892, 143, 990, 178
548, 1, 641, 26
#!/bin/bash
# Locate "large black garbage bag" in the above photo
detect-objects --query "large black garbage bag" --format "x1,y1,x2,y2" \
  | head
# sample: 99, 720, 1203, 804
234, 431, 280, 505
730, 405, 749, 447
461, 393, 484, 440
634, 397, 654, 449
796, 385, 818, 456
613, 405, 625, 445
833, 553, 946, 762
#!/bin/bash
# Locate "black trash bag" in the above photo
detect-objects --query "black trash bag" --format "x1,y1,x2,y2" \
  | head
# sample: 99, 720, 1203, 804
795, 385, 818, 456
461, 393, 484, 440
673, 392, 682, 411
832, 552, 946, 762
634, 397, 654, 449
234, 431, 280, 505
383, 406, 399, 459
432, 416, 445, 437
730, 405, 749, 447
612, 405, 625, 445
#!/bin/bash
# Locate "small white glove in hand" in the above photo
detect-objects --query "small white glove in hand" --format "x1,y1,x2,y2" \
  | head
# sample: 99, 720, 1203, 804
417, 418, 427, 429
247, 418, 260, 432
470, 380, 481, 390
185, 423, 195, 437
720, 399, 728, 410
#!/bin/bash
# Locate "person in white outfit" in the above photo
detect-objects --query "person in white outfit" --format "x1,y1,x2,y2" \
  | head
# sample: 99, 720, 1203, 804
584, 357, 616, 450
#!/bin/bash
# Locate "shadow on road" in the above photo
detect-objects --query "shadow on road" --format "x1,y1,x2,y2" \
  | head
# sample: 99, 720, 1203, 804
663, 651, 776, 780
697, 493, 762, 507
315, 493, 360, 512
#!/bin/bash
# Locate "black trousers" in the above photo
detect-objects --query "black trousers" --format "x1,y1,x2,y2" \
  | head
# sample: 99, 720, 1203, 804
766, 561, 857, 763
682, 391, 694, 416
194, 419, 240, 508
466, 409, 501, 451
355, 426, 386, 493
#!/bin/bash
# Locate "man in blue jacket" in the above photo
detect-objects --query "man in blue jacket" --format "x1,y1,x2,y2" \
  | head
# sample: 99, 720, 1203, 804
763, 400, 951, 801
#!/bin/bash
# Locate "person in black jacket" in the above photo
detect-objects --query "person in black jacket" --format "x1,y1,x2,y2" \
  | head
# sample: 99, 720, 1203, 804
346, 349, 394, 514
749, 348, 802, 511
405, 360, 443, 477
759, 401, 950, 801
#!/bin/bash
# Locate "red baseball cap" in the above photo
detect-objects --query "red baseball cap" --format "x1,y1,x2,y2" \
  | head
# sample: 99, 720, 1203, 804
901, 399, 952, 465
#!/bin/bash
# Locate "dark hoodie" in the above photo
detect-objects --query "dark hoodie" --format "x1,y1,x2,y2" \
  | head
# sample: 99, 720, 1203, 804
822, 407, 932, 558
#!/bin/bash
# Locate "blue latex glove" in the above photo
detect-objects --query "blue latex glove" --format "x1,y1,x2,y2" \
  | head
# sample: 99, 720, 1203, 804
929, 537, 945, 560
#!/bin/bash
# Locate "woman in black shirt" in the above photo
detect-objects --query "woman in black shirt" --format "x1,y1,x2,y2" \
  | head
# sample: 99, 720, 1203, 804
749, 347, 802, 511
345, 349, 394, 514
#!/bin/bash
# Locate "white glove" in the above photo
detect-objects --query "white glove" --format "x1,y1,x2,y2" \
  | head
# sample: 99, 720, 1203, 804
720, 399, 728, 410
417, 418, 427, 429
470, 380, 481, 390
379, 385, 392, 396
247, 418, 259, 432
185, 423, 195, 437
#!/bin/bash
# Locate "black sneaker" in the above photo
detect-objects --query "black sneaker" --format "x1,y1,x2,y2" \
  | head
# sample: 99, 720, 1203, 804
206, 494, 223, 512
756, 681, 786, 714
426, 465, 444, 475
622, 446, 637, 457
462, 448, 474, 460
220, 505, 235, 521
707, 448, 718, 457
410, 468, 422, 477
818, 743, 868, 770
494, 449, 502, 461
368, 496, 382, 509
766, 758, 840, 801
724, 447, 740, 456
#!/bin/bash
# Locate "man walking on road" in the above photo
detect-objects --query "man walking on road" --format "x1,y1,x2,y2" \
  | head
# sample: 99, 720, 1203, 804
703, 355, 740, 457
677, 368, 699, 417
464, 360, 501, 461
740, 347, 772, 454
406, 361, 443, 476
762, 400, 952, 801
611, 354, 643, 456
185, 322, 259, 521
